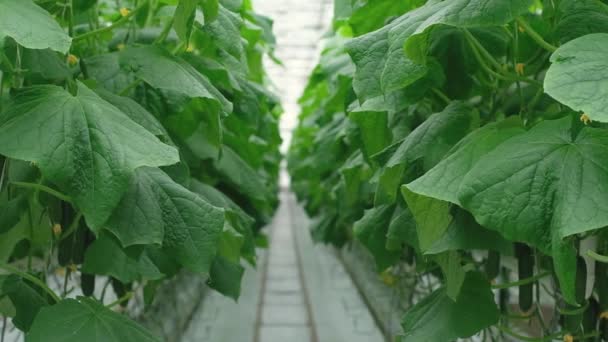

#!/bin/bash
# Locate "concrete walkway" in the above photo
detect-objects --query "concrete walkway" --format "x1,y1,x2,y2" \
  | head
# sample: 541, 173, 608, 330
183, 2, 386, 341
182, 192, 385, 342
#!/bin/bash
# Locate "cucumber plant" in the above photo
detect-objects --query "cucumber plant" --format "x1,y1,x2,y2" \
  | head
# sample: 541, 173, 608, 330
289, 0, 608, 340
0, 0, 281, 340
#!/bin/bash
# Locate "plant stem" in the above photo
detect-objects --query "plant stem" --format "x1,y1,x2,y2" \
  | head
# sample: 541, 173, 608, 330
431, 88, 451, 105
0, 264, 61, 303
516, 17, 557, 53
10, 181, 72, 203
463, 29, 543, 87
73, 1, 147, 42
1, 317, 6, 342
492, 271, 551, 289
586, 249, 608, 263
154, 17, 174, 44
106, 291, 133, 308
67, 0, 75, 38
498, 325, 562, 342
118, 79, 143, 96
463, 29, 503, 70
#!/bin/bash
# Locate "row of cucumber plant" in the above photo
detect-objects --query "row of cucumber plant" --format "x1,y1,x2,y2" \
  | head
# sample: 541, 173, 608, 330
0, 0, 281, 340
289, 0, 608, 340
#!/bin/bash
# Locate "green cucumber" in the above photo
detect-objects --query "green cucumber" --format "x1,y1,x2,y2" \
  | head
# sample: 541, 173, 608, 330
582, 298, 598, 342
596, 244, 608, 341
563, 256, 587, 335
80, 273, 95, 297
485, 250, 500, 280
111, 278, 132, 308
515, 243, 534, 312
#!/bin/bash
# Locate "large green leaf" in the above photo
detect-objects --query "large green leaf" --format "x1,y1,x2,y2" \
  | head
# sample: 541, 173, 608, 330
208, 255, 244, 300
0, 0, 71, 53
353, 205, 400, 271
1, 275, 51, 332
119, 45, 232, 113
82, 233, 164, 283
26, 297, 161, 342
95, 89, 167, 138
407, 117, 525, 205
349, 110, 392, 162
409, 117, 608, 304
555, 1, 608, 43
105, 167, 224, 275
426, 209, 513, 256
545, 33, 608, 122
400, 272, 499, 341
401, 187, 451, 253
0, 83, 179, 228
345, 0, 532, 98
0, 195, 27, 234
376, 102, 479, 205
174, 0, 199, 42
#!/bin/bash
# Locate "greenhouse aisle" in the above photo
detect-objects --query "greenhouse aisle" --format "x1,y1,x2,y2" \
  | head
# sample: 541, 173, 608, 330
182, 191, 385, 342
182, 1, 386, 341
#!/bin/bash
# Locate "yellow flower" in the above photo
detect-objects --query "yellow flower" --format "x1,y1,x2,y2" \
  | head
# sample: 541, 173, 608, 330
563, 334, 573, 342
67, 54, 79, 66
380, 269, 397, 287
52, 223, 62, 236
119, 7, 131, 17
515, 63, 525, 76
116, 43, 126, 51
580, 113, 592, 125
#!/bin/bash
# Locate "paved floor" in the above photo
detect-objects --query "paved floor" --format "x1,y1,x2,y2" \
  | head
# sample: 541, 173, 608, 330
182, 192, 385, 342
255, 196, 316, 342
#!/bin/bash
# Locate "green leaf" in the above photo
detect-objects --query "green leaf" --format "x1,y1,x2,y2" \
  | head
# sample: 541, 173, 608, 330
174, 0, 199, 42
400, 272, 499, 341
202, 6, 244, 60
82, 233, 164, 283
555, 0, 608, 43
119, 45, 232, 113
426, 209, 513, 256
401, 187, 451, 253
0, 0, 71, 53
386, 205, 419, 252
85, 53, 135, 93
0, 83, 179, 228
376, 102, 479, 205
165, 98, 223, 160
0, 195, 27, 234
201, 0, 220, 22
411, 116, 608, 304
95, 89, 167, 138
208, 256, 244, 300
214, 146, 272, 217
434, 251, 465, 301
345, 0, 532, 98
2, 275, 50, 332
26, 297, 161, 342
406, 117, 525, 205
349, 110, 392, 162
545, 33, 608, 122
20, 48, 70, 81
106, 167, 224, 275
353, 205, 400, 271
